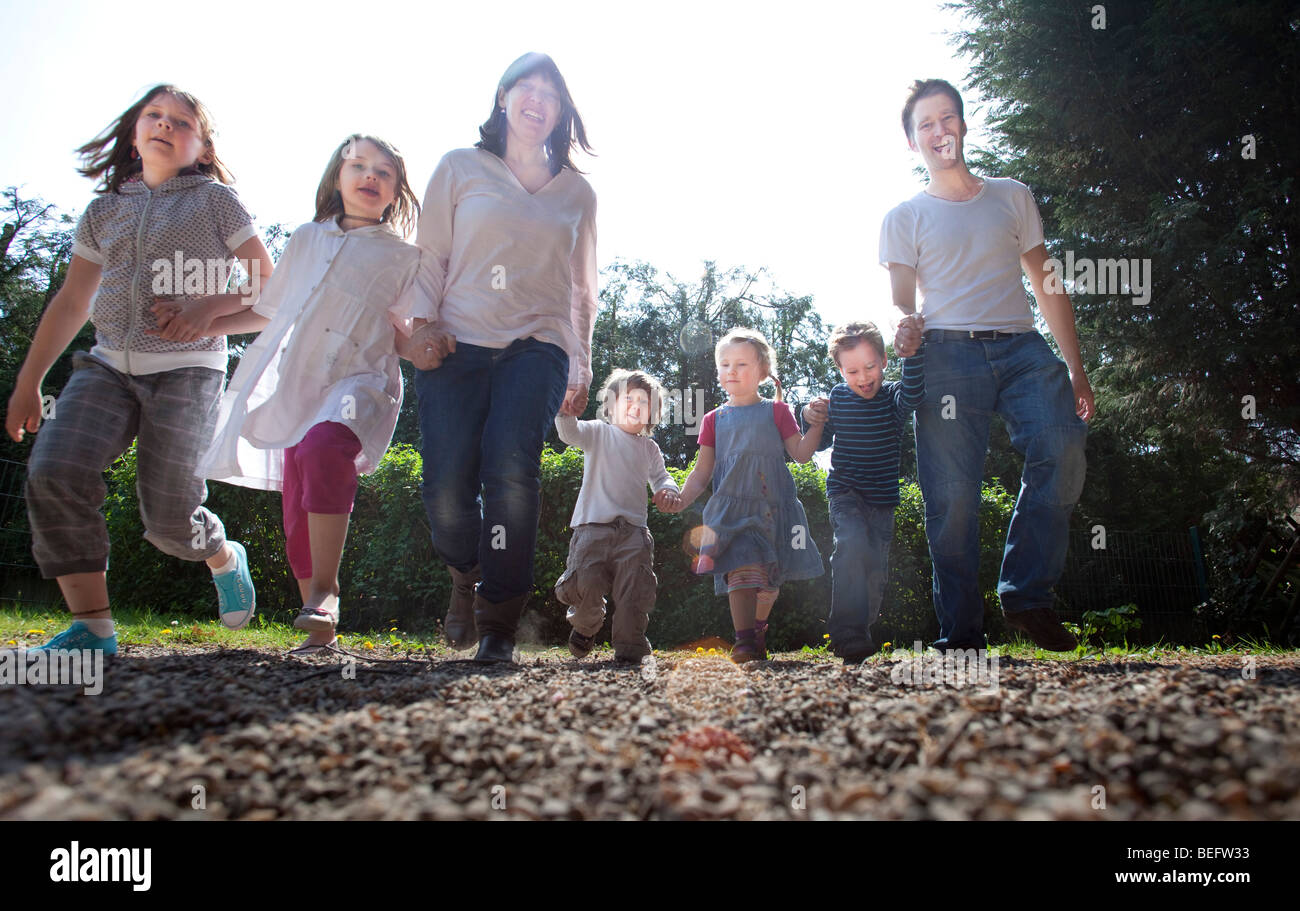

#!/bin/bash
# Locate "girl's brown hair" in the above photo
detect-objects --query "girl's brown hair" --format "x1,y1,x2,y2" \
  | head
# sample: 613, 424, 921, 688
76, 84, 233, 194
313, 134, 421, 237
716, 328, 784, 402
597, 368, 665, 436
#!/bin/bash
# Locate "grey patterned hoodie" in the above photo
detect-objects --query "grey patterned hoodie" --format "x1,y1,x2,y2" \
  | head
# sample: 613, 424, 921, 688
72, 173, 257, 375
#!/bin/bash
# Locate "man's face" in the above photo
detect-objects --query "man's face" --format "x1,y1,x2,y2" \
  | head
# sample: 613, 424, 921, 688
908, 92, 966, 172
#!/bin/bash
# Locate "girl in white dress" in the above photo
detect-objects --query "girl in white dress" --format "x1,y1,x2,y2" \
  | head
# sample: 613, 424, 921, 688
199, 135, 424, 651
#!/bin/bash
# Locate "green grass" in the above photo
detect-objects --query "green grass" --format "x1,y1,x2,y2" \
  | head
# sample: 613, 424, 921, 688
4, 602, 1297, 659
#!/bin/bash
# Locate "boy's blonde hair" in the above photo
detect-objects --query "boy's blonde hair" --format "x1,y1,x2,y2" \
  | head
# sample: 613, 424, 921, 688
715, 328, 784, 402
598, 368, 665, 436
314, 134, 421, 237
828, 321, 886, 366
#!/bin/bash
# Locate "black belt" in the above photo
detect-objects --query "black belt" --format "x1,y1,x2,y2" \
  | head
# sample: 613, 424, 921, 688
924, 329, 1027, 341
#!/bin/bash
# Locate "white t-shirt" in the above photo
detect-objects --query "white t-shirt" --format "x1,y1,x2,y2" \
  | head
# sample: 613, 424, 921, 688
555, 416, 679, 528
878, 177, 1045, 332
198, 218, 420, 491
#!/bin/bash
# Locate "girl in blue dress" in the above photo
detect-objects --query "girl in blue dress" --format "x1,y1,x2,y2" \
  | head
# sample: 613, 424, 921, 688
671, 328, 825, 662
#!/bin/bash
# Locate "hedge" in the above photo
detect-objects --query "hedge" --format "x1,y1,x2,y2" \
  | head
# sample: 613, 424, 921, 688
102, 443, 1018, 650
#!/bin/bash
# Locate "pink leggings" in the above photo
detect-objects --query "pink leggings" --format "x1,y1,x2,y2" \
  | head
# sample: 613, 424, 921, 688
282, 422, 362, 580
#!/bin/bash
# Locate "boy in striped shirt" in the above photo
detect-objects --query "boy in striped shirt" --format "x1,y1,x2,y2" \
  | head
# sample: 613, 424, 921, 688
802, 318, 925, 663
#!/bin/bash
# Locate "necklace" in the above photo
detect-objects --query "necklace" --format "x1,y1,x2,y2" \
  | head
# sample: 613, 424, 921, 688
340, 213, 382, 225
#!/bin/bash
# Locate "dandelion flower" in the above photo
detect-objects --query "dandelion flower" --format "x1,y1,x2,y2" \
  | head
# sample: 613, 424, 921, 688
161, 629, 172, 635
27, 629, 45, 635
823, 633, 830, 640
696, 647, 705, 654
6, 640, 16, 646
883, 641, 892, 648
364, 641, 375, 650
1212, 634, 1221, 640
390, 627, 398, 632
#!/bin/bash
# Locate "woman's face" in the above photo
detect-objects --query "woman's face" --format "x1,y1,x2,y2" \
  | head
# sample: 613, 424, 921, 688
497, 72, 563, 150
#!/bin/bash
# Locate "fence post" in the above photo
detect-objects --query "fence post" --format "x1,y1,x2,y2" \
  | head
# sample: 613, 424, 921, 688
1188, 525, 1210, 603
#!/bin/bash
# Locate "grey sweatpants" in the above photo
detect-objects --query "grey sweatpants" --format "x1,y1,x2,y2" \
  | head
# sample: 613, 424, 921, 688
555, 518, 658, 660
25, 352, 228, 578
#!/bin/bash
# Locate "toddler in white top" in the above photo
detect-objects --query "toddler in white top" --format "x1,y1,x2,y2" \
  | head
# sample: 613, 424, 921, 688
199, 134, 427, 651
554, 368, 681, 661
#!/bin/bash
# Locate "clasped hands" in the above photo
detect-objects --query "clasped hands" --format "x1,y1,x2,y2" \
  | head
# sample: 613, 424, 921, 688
148, 297, 216, 342
892, 312, 925, 358
654, 488, 684, 513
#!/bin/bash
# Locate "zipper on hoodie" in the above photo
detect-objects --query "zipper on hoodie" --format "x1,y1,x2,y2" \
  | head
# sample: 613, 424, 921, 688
126, 186, 156, 375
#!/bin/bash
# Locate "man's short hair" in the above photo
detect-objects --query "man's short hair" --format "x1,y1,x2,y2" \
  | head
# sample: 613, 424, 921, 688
828, 322, 886, 366
902, 78, 964, 138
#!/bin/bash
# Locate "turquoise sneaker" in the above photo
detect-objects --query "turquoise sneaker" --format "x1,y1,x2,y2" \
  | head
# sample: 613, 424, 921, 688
213, 541, 256, 630
29, 620, 118, 657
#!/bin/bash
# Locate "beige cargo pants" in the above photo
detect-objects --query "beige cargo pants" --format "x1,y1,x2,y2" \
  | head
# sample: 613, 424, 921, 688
555, 518, 658, 660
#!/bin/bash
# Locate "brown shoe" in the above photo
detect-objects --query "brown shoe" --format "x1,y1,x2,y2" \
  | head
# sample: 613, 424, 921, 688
1004, 606, 1078, 651
444, 565, 481, 649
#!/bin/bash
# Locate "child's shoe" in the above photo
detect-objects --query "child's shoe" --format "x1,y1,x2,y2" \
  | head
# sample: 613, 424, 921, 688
569, 628, 596, 659
28, 620, 118, 657
754, 621, 769, 660
294, 596, 340, 633
288, 635, 338, 656
731, 630, 762, 664
212, 541, 256, 630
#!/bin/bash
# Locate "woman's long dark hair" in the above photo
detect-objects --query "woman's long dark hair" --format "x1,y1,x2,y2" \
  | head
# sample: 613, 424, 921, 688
476, 52, 593, 176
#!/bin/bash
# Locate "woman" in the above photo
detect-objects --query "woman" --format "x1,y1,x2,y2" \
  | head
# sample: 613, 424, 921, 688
406, 52, 597, 662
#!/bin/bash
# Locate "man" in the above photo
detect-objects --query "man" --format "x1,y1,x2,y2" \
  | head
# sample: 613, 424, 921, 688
881, 78, 1094, 652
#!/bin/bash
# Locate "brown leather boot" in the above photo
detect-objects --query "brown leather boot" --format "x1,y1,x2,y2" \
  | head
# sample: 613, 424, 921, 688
444, 565, 481, 649
472, 591, 530, 663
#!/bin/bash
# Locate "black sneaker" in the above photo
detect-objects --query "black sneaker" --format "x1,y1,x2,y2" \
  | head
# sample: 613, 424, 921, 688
1004, 606, 1078, 651
569, 628, 596, 659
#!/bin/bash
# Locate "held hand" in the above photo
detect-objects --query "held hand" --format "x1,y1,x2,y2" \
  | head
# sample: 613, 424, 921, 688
150, 297, 182, 331
409, 325, 457, 371
1072, 370, 1096, 422
146, 297, 214, 342
653, 489, 682, 513
893, 319, 923, 358
559, 383, 589, 417
802, 396, 830, 427
5, 382, 44, 443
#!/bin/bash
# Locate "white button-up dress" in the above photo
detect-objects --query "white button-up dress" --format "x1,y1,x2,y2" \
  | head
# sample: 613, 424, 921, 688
199, 218, 421, 491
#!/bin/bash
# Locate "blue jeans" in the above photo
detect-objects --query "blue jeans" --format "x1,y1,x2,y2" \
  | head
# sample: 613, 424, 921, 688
827, 489, 894, 653
414, 338, 569, 605
915, 331, 1087, 647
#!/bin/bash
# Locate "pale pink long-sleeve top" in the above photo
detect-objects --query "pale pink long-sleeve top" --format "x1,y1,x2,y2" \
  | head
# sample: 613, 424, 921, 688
410, 147, 598, 386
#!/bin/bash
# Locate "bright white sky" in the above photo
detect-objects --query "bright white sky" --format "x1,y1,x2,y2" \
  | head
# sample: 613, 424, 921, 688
0, 0, 983, 335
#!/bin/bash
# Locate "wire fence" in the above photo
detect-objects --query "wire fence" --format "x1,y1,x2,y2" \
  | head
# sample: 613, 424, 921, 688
0, 457, 61, 607
1056, 527, 1210, 643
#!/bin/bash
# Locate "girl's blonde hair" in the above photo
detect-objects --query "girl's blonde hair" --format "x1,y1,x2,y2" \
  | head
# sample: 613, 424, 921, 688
715, 328, 784, 402
313, 134, 421, 237
597, 368, 665, 436
77, 84, 233, 194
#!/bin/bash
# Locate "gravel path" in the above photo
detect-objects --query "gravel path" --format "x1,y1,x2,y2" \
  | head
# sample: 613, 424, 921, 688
2, 647, 1297, 820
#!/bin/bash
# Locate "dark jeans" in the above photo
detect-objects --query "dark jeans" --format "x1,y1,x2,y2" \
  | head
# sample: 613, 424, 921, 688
414, 338, 568, 605
827, 489, 894, 654
914, 330, 1087, 648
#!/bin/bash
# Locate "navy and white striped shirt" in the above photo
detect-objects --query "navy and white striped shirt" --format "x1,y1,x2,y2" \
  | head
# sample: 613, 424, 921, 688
806, 349, 925, 505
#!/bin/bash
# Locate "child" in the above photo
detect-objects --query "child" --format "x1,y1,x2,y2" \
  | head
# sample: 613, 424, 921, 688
669, 329, 824, 663
802, 317, 925, 663
554, 369, 681, 662
4, 84, 273, 656
198, 134, 424, 652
